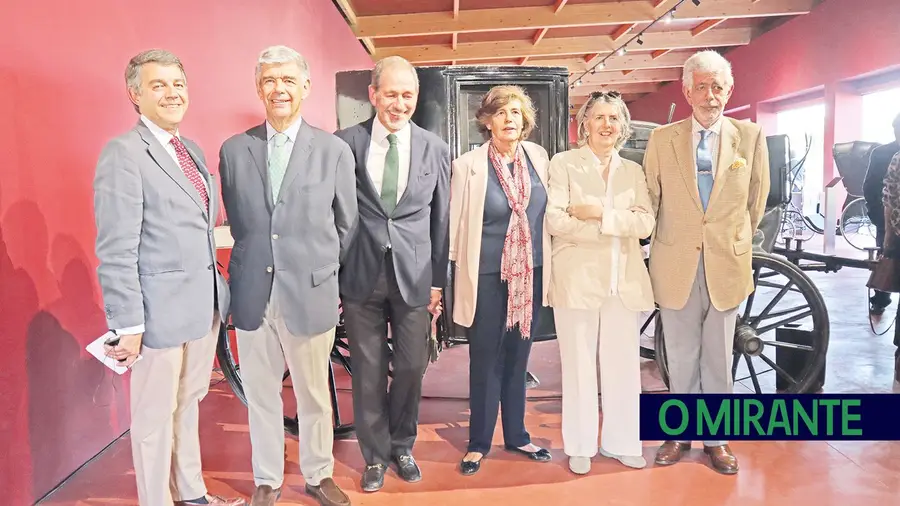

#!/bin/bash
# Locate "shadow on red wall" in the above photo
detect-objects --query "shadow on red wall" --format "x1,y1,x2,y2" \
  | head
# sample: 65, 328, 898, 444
0, 193, 131, 501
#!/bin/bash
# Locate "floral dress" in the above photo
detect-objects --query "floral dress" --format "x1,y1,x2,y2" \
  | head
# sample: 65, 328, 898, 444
881, 151, 900, 255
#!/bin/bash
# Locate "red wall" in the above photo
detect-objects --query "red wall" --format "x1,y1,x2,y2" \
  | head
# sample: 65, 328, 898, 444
0, 1, 371, 503
628, 0, 900, 125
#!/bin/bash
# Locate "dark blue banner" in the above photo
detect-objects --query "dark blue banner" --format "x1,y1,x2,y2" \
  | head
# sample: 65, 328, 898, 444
639, 394, 900, 441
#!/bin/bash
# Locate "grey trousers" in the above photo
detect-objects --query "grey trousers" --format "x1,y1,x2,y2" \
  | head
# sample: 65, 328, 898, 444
659, 253, 738, 447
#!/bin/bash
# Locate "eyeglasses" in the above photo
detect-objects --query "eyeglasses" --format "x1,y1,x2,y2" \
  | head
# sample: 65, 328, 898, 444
589, 90, 621, 99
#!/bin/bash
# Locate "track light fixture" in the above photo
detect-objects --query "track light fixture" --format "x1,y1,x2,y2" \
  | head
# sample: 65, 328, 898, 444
692, 0, 700, 5
568, 0, 688, 88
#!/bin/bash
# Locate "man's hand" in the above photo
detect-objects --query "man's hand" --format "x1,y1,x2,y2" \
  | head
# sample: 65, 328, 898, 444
567, 204, 603, 221
427, 289, 443, 316
104, 333, 143, 367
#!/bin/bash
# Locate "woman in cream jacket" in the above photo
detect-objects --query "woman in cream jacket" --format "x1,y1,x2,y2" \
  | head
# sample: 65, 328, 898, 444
545, 91, 655, 475
448, 85, 553, 475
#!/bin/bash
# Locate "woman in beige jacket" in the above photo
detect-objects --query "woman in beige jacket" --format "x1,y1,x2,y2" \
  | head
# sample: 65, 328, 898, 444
448, 85, 553, 475
546, 91, 655, 474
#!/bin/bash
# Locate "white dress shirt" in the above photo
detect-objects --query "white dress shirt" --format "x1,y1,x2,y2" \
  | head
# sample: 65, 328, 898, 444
692, 114, 723, 176
366, 116, 412, 204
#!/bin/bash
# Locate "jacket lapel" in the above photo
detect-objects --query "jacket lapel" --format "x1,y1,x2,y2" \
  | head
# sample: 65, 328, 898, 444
671, 119, 703, 211
354, 119, 384, 215
521, 141, 549, 187
246, 123, 274, 213
470, 142, 491, 210
277, 121, 313, 200
707, 118, 741, 209
136, 121, 209, 220
395, 123, 426, 212
184, 142, 213, 223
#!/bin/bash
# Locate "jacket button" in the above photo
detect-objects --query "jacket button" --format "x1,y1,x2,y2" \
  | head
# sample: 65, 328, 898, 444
696, 246, 701, 251
208, 264, 213, 270
266, 266, 273, 273
272, 233, 279, 240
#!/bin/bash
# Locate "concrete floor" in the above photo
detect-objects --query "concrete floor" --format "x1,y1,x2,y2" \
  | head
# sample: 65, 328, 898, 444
40, 236, 900, 505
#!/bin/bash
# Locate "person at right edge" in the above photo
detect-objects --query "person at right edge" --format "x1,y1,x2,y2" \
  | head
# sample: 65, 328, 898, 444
863, 113, 900, 314
643, 50, 770, 475
333, 55, 450, 493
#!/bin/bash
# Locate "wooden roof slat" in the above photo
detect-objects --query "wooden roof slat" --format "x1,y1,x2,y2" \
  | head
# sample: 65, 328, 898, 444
375, 27, 753, 63
353, 0, 815, 39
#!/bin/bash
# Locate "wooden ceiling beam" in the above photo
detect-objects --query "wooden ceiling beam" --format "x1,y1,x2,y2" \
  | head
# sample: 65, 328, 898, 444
575, 68, 682, 86
571, 82, 664, 97
532, 50, 692, 74
691, 18, 727, 36
354, 0, 815, 39
375, 27, 752, 63
332, 0, 374, 55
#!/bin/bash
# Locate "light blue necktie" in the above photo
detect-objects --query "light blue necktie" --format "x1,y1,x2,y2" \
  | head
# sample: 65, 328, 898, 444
269, 132, 290, 201
697, 129, 714, 211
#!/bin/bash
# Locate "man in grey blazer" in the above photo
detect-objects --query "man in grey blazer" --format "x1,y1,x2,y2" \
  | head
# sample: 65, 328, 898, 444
334, 56, 450, 492
94, 50, 242, 506
218, 46, 356, 506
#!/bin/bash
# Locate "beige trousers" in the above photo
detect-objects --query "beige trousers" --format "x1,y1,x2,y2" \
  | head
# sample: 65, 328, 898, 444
553, 297, 643, 458
129, 312, 220, 506
236, 293, 335, 489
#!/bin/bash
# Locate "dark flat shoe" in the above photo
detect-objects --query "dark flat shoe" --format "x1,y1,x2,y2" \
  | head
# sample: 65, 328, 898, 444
505, 445, 551, 462
460, 456, 483, 475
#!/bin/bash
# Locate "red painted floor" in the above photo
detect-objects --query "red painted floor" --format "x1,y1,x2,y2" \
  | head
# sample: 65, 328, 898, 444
38, 236, 900, 505
40, 338, 900, 506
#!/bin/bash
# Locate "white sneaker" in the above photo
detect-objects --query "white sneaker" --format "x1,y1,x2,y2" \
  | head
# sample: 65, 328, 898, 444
568, 456, 591, 474
599, 448, 647, 469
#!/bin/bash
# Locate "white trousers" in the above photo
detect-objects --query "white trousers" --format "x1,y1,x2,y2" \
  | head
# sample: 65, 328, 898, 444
236, 292, 336, 489
554, 297, 642, 458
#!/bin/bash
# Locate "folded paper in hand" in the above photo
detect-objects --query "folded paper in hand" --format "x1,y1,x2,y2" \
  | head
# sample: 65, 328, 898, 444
86, 331, 141, 375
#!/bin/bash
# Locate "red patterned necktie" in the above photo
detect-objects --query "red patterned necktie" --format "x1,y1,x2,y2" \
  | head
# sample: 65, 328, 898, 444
170, 136, 209, 211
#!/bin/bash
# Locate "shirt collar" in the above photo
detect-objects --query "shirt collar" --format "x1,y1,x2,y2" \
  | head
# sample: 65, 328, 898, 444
266, 116, 303, 143
692, 114, 723, 136
140, 114, 179, 147
372, 115, 411, 144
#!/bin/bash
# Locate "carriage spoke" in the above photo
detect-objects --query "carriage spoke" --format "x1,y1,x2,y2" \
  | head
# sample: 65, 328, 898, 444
758, 353, 800, 389
761, 340, 815, 352
756, 280, 803, 293
744, 355, 763, 394
749, 281, 795, 328
735, 368, 773, 382
742, 267, 762, 319
731, 352, 740, 378
756, 310, 814, 335
750, 304, 811, 323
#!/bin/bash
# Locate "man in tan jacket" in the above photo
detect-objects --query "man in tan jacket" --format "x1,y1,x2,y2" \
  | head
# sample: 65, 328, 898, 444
644, 50, 770, 475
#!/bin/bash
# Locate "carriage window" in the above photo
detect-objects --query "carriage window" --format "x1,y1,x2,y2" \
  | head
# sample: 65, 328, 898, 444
776, 103, 826, 218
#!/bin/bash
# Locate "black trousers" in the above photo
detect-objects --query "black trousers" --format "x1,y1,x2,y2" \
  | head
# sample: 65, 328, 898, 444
343, 252, 430, 466
467, 267, 542, 455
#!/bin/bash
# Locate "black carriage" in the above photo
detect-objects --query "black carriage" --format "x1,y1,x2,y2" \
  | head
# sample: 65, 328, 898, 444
214, 65, 830, 437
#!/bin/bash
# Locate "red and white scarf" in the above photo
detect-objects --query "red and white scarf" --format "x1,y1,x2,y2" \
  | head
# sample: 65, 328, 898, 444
488, 141, 534, 339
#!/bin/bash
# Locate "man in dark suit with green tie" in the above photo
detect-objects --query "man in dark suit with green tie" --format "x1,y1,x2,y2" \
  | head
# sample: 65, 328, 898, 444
333, 56, 450, 493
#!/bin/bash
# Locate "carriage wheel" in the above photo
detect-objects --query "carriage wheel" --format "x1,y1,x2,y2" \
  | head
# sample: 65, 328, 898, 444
647, 251, 829, 394
215, 311, 358, 438
839, 197, 877, 251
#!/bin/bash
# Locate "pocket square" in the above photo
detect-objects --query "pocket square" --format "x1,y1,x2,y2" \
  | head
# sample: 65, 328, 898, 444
731, 157, 747, 170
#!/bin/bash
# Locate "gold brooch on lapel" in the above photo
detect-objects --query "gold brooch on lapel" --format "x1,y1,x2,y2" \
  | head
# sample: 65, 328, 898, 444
731, 157, 747, 170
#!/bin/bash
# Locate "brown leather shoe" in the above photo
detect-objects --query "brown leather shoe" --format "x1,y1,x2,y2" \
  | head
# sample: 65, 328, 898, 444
305, 477, 351, 506
176, 494, 246, 506
249, 485, 280, 506
654, 441, 690, 465
704, 444, 739, 474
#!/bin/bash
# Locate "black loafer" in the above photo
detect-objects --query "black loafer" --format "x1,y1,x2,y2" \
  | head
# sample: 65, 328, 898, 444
394, 454, 422, 483
505, 445, 552, 462
361, 463, 386, 492
460, 457, 482, 475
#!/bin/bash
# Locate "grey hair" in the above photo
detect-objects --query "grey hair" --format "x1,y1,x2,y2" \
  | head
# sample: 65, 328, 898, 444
255, 45, 310, 82
124, 49, 185, 113
682, 50, 733, 89
575, 92, 633, 151
371, 56, 419, 90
